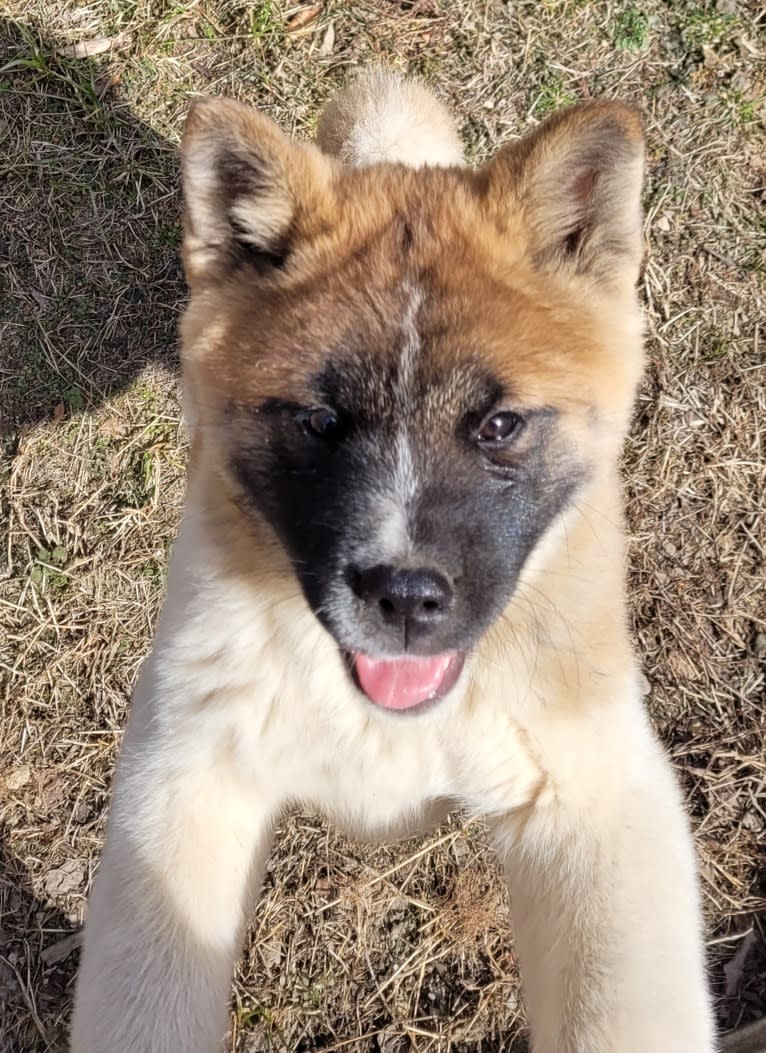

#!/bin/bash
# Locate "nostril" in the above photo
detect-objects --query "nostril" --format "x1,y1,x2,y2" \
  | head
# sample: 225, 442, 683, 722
347, 563, 453, 634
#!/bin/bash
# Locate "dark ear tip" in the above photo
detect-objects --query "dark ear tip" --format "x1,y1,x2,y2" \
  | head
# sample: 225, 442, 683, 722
595, 98, 645, 140
183, 95, 252, 141
185, 94, 222, 119
183, 95, 221, 143
563, 98, 646, 147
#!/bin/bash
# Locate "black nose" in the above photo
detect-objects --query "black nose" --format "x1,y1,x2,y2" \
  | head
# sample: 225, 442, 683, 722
349, 563, 454, 641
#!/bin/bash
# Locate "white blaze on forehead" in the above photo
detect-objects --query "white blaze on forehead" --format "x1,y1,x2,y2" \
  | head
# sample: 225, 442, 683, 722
396, 283, 423, 406
392, 428, 418, 505
374, 285, 423, 560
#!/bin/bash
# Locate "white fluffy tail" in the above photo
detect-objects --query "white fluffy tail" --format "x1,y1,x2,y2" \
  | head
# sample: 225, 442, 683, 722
316, 67, 464, 169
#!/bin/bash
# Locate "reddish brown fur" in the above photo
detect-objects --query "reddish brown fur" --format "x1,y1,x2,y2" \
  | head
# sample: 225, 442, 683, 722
182, 128, 643, 470
178, 118, 644, 706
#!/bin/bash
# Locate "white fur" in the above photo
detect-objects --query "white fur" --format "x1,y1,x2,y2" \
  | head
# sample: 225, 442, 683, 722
375, 284, 424, 558
316, 67, 464, 169
71, 502, 715, 1053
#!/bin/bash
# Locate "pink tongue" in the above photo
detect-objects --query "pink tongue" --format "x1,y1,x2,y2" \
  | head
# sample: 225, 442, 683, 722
354, 654, 456, 710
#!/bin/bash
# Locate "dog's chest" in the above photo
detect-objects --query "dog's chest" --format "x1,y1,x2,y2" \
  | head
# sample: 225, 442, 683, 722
225, 663, 547, 835
161, 559, 547, 833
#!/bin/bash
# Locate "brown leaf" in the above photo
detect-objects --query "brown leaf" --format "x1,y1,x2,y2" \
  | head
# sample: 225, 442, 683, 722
259, 935, 283, 972
57, 32, 133, 59
320, 21, 335, 54
40, 930, 83, 965
286, 4, 322, 33
95, 71, 122, 98
98, 416, 128, 439
44, 860, 85, 899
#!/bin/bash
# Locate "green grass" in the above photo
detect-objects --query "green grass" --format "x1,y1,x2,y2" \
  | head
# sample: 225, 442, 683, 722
681, 8, 739, 49
613, 6, 650, 51
250, 0, 278, 40
532, 72, 577, 118
720, 86, 762, 128
29, 543, 70, 592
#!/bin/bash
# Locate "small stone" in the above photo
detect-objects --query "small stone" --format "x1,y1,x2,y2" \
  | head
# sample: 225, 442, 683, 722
742, 810, 763, 833
753, 632, 766, 659
731, 71, 752, 93
6, 765, 31, 791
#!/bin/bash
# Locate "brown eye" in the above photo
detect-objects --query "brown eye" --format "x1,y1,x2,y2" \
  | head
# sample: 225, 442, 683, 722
304, 407, 340, 438
477, 411, 522, 445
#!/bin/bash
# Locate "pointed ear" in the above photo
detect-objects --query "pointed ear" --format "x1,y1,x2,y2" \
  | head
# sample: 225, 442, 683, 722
181, 97, 333, 285
482, 101, 645, 288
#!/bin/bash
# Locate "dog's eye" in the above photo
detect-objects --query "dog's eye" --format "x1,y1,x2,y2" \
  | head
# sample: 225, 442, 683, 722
477, 411, 523, 445
303, 407, 340, 438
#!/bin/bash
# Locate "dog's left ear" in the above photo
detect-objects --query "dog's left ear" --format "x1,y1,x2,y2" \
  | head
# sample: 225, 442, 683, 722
181, 97, 333, 286
482, 100, 645, 289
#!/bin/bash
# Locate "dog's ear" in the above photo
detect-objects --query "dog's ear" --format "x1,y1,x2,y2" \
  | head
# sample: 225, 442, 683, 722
181, 97, 333, 285
482, 101, 645, 289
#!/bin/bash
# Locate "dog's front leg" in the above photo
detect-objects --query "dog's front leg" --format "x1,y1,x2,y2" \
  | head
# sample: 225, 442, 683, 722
491, 700, 715, 1053
70, 658, 274, 1053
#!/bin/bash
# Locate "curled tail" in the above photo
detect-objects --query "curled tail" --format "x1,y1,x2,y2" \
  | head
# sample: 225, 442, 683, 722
316, 67, 464, 169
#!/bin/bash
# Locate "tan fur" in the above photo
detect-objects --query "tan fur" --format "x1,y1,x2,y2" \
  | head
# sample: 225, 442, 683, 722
72, 71, 715, 1053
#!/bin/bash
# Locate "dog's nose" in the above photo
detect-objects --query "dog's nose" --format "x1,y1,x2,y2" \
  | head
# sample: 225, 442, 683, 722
349, 564, 453, 640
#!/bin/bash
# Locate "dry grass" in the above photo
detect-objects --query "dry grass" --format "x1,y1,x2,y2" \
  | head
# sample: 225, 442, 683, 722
1, 0, 764, 1050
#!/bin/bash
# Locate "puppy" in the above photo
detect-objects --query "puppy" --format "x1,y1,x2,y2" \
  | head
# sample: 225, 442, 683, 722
71, 70, 715, 1052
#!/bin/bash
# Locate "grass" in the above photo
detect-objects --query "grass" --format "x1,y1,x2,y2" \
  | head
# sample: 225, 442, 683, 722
1, 0, 765, 1050
682, 9, 740, 49
613, 5, 650, 51
531, 70, 577, 117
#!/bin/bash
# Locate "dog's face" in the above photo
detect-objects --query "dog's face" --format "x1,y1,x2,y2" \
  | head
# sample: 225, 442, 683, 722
180, 97, 645, 711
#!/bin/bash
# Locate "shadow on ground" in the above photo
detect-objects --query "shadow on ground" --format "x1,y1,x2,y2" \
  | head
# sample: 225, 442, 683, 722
1, 16, 180, 1049
0, 842, 80, 1052
1, 16, 183, 435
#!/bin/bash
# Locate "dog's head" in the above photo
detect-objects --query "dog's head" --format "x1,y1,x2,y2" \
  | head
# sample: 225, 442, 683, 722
179, 95, 645, 712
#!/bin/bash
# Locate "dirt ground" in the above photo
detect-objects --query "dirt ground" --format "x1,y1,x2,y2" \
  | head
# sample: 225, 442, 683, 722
1, 1, 764, 1050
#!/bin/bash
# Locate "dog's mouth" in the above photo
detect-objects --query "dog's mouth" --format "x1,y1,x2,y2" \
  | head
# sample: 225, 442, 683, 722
348, 651, 466, 712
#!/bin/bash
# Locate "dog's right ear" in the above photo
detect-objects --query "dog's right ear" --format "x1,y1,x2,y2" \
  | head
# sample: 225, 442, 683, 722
181, 97, 333, 286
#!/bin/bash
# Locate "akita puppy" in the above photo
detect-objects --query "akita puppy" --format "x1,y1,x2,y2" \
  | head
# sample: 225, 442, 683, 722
71, 71, 715, 1052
